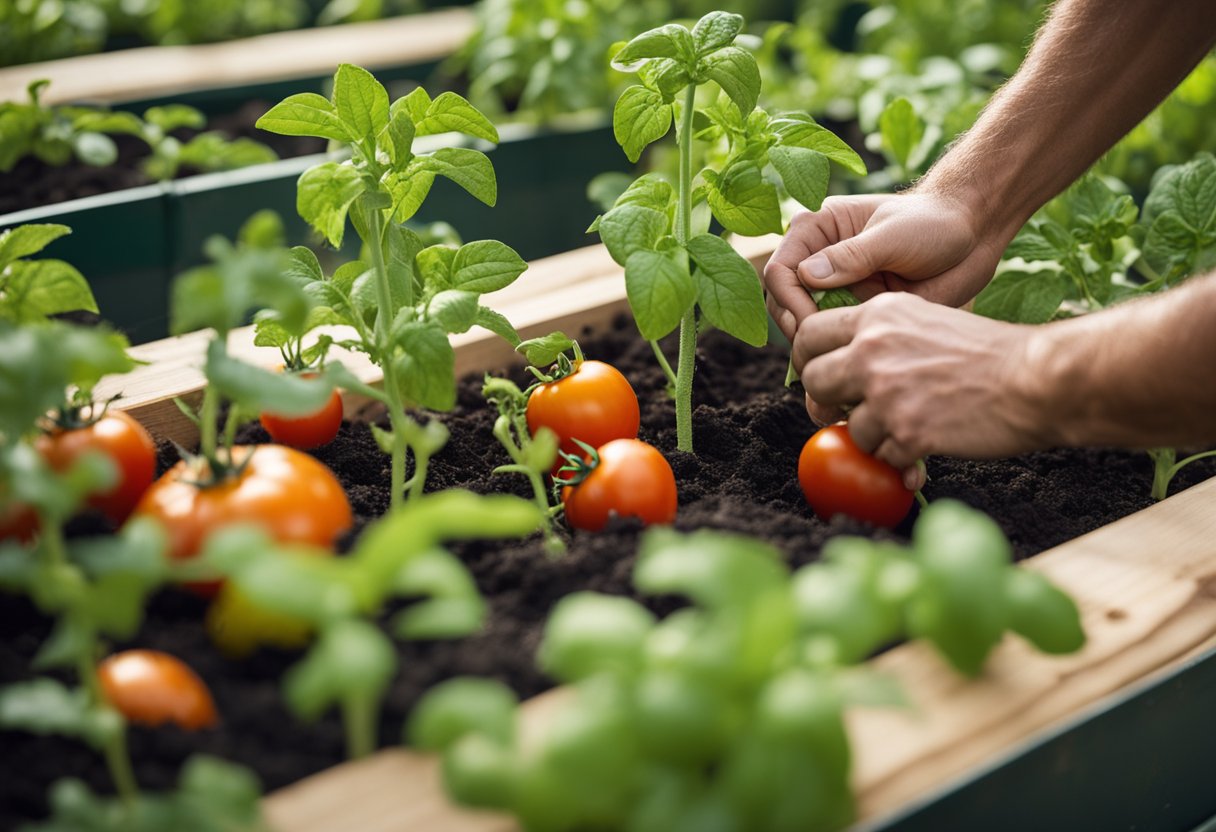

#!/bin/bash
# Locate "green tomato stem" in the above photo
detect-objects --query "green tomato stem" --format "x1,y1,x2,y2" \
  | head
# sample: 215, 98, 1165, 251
1151, 446, 1216, 501
492, 416, 564, 555
915, 490, 929, 510
77, 651, 140, 808
198, 377, 220, 463
649, 340, 678, 393
342, 694, 378, 760
408, 442, 430, 503
672, 84, 698, 454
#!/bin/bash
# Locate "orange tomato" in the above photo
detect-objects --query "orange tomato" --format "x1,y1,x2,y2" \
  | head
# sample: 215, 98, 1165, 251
260, 375, 343, 450
97, 649, 217, 730
526, 361, 640, 463
797, 423, 913, 529
562, 438, 677, 532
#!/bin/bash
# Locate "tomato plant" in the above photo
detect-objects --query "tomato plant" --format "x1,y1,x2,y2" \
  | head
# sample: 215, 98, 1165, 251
260, 384, 343, 450
560, 438, 677, 532
798, 423, 914, 529
37, 410, 156, 524
97, 649, 218, 731
526, 351, 640, 463
134, 443, 352, 593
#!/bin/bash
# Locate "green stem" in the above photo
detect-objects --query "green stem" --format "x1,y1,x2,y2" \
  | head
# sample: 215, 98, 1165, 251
649, 340, 678, 392
493, 419, 564, 554
198, 380, 219, 462
914, 490, 929, 510
1154, 447, 1216, 501
673, 84, 698, 454
408, 440, 430, 503
342, 695, 378, 760
78, 651, 139, 807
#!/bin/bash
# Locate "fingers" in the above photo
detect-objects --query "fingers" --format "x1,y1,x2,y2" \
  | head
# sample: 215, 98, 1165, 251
790, 306, 862, 373
804, 392, 844, 427
766, 292, 802, 342
851, 405, 924, 485
797, 227, 896, 291
801, 348, 864, 409
763, 255, 817, 338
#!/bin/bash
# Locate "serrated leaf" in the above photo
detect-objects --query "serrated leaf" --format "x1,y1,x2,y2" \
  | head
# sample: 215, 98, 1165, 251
973, 270, 1068, 324
256, 93, 349, 142
416, 92, 498, 144
701, 47, 760, 118
0, 224, 71, 267
613, 86, 672, 164
773, 116, 867, 176
475, 307, 519, 346
1004, 226, 1062, 262
297, 162, 365, 247
392, 322, 456, 411
517, 331, 574, 366
704, 160, 783, 236
878, 97, 924, 169
333, 63, 390, 143
692, 11, 744, 54
598, 204, 668, 266
686, 234, 767, 346
612, 23, 696, 68
624, 247, 695, 340
451, 240, 526, 294
421, 147, 497, 207
769, 145, 830, 211
428, 290, 479, 333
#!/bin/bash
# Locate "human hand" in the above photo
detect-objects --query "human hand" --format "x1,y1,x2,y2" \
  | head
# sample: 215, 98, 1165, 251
763, 191, 1009, 341
791, 293, 1050, 488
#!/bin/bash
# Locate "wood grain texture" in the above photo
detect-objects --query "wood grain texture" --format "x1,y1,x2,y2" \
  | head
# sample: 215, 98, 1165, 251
0, 8, 475, 106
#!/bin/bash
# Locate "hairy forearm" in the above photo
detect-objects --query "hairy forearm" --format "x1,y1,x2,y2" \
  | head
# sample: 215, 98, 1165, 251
921, 0, 1216, 245
1025, 275, 1216, 449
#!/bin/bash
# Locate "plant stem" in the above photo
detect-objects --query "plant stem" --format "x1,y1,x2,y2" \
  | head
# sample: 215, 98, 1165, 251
342, 695, 377, 760
1152, 447, 1216, 501
673, 84, 698, 453
649, 340, 678, 392
198, 381, 219, 462
77, 651, 139, 807
408, 440, 430, 503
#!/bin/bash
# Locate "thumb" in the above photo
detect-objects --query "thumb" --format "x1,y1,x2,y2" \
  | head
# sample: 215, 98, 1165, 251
797, 228, 897, 290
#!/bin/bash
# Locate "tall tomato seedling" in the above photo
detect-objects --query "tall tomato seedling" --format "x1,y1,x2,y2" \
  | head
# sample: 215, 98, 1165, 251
596, 11, 866, 452
257, 65, 529, 506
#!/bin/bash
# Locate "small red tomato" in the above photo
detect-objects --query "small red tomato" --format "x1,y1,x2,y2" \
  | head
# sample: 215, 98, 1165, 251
526, 360, 640, 462
562, 438, 677, 532
0, 500, 38, 543
260, 374, 343, 450
797, 423, 913, 529
133, 444, 351, 595
36, 410, 156, 525
97, 649, 218, 730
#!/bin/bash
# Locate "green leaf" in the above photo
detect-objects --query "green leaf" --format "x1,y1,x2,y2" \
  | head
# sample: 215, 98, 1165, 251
416, 92, 499, 144
517, 331, 575, 366
391, 322, 456, 410
817, 288, 860, 309
297, 162, 365, 247
70, 132, 116, 166
0, 223, 71, 267
407, 677, 517, 751
1144, 211, 1202, 275
417, 245, 457, 290
0, 679, 97, 744
1005, 226, 1063, 262
333, 63, 390, 144
701, 47, 761, 118
427, 290, 480, 333
686, 234, 767, 346
256, 92, 349, 142
615, 173, 675, 214
612, 24, 696, 68
878, 97, 925, 169
613, 86, 672, 164
538, 592, 656, 682
386, 165, 436, 222
704, 161, 783, 236
692, 11, 744, 54
636, 527, 787, 609
0, 260, 98, 323
1005, 569, 1085, 654
773, 116, 867, 176
400, 87, 433, 125
624, 246, 696, 340
637, 59, 693, 101
394, 596, 486, 640
421, 147, 497, 207
475, 306, 520, 346
451, 240, 527, 294
973, 270, 1068, 324
378, 107, 416, 167
286, 245, 324, 283
175, 755, 264, 826
205, 340, 336, 415
285, 620, 396, 721
769, 145, 830, 211
598, 204, 668, 266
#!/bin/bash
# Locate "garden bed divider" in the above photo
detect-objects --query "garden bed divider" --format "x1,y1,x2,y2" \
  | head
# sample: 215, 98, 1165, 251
99, 238, 1216, 831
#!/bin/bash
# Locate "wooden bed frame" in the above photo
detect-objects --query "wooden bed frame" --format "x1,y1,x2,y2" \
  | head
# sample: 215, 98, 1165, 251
96, 237, 1216, 830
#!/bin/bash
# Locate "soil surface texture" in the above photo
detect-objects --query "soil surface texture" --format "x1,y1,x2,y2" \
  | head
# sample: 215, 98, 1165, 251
0, 100, 324, 215
3, 315, 1214, 825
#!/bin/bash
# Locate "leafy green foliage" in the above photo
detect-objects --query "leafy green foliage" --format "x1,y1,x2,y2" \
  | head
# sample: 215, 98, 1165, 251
0, 224, 98, 324
414, 500, 1084, 830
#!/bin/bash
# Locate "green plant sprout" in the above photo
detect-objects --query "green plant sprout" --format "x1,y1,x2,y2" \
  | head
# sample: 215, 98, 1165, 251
0, 223, 98, 324
200, 489, 542, 759
410, 500, 1084, 832
594, 11, 866, 452
256, 64, 533, 506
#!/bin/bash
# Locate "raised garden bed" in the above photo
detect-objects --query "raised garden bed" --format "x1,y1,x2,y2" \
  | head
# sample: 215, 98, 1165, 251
4, 239, 1215, 830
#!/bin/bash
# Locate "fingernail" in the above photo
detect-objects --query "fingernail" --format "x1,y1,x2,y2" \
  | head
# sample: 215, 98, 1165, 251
903, 470, 921, 491
806, 253, 834, 279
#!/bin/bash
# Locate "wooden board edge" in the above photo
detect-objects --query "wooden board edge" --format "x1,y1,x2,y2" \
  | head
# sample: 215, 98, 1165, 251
0, 8, 476, 106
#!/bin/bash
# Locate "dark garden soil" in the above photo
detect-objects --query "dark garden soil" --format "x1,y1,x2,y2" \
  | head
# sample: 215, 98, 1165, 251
0, 101, 325, 215
3, 315, 1215, 825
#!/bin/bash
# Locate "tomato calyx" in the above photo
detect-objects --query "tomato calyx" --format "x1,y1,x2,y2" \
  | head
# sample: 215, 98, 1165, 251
553, 438, 600, 492
42, 392, 123, 433
170, 442, 254, 490
524, 340, 586, 388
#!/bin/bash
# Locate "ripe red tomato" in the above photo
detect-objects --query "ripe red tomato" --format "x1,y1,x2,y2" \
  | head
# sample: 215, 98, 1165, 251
133, 444, 351, 595
526, 361, 640, 463
797, 423, 913, 529
36, 410, 156, 525
98, 649, 217, 730
260, 375, 343, 450
562, 438, 677, 532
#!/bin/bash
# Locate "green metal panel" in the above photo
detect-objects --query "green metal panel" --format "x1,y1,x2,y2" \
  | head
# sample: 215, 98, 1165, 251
857, 647, 1216, 832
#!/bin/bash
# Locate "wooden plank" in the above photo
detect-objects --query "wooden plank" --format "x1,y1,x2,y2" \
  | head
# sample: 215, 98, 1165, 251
0, 8, 475, 106
263, 476, 1216, 831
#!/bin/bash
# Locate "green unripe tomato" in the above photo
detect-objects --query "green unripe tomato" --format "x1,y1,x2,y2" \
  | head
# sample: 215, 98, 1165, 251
1005, 569, 1086, 654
